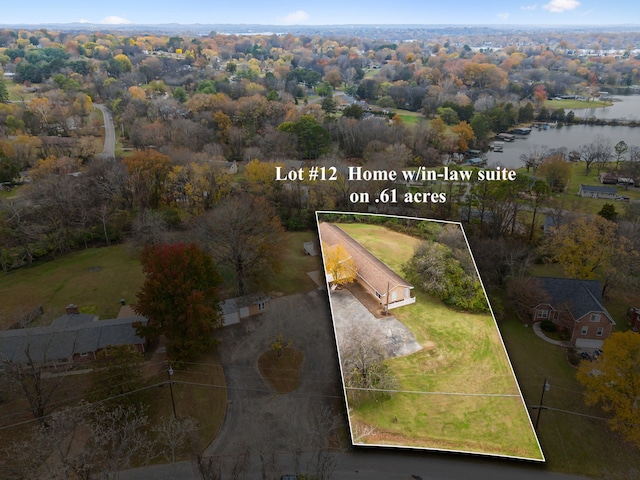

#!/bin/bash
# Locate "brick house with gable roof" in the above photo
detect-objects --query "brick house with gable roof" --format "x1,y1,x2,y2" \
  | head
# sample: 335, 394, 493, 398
531, 277, 615, 349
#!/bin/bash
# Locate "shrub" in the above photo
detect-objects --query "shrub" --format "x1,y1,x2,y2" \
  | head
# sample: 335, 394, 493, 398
540, 320, 557, 333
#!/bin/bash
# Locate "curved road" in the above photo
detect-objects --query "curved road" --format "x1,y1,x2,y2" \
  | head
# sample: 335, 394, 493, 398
94, 104, 116, 160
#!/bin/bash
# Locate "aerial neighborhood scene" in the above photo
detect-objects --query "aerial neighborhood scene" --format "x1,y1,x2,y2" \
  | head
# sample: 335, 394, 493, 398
0, 0, 640, 478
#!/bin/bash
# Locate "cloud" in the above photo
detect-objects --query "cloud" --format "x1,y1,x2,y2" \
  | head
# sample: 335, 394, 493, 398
77, 18, 90, 24
543, 0, 580, 13
521, 4, 538, 10
100, 16, 131, 24
279, 10, 309, 24
497, 12, 510, 20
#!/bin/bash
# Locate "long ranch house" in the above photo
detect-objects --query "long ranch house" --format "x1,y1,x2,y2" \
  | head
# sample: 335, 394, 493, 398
319, 222, 416, 310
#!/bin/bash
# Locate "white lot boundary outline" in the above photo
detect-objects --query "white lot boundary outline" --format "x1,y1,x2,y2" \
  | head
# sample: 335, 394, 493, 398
315, 210, 545, 463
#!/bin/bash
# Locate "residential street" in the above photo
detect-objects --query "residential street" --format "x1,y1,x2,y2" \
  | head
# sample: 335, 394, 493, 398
94, 104, 115, 160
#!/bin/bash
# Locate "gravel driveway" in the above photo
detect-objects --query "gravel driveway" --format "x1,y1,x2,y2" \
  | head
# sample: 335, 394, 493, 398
329, 288, 422, 359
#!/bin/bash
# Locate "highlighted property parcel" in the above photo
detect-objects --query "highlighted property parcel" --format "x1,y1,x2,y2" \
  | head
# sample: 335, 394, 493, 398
317, 212, 544, 461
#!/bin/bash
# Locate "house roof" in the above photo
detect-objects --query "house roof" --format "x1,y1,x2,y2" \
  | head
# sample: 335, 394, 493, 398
0, 315, 147, 364
578, 184, 617, 194
319, 222, 413, 297
220, 292, 269, 315
534, 277, 614, 324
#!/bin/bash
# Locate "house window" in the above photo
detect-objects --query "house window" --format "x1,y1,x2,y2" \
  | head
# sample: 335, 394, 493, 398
597, 327, 604, 336
537, 309, 548, 319
375, 291, 381, 299
590, 313, 601, 322
581, 326, 588, 335
258, 302, 265, 311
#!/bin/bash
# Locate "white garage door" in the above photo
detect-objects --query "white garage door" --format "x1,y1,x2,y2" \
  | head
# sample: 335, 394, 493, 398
575, 338, 603, 349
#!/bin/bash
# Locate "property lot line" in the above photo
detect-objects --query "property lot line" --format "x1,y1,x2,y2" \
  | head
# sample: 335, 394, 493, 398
346, 387, 520, 397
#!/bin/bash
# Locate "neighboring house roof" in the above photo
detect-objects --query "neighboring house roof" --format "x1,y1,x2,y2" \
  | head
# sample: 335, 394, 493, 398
533, 277, 614, 324
319, 222, 413, 295
543, 215, 557, 233
578, 184, 617, 195
0, 315, 147, 364
220, 292, 270, 316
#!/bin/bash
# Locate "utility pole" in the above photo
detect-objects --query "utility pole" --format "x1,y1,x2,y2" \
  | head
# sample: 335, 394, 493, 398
167, 363, 177, 418
535, 377, 550, 430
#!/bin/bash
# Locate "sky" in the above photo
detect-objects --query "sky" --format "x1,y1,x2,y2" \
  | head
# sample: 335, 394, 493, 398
1, 0, 638, 26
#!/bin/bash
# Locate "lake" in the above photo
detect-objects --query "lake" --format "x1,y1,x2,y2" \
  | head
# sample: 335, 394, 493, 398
487, 94, 640, 168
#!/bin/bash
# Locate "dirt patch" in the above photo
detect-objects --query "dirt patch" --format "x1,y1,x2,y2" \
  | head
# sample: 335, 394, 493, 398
258, 347, 304, 393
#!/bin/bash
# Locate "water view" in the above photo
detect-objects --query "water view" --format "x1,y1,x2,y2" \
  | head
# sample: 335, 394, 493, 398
488, 94, 640, 169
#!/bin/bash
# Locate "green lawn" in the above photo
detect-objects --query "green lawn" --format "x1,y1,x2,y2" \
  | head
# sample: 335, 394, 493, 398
545, 99, 612, 110
336, 221, 542, 459
264, 231, 323, 297
499, 306, 640, 478
518, 162, 640, 215
145, 350, 227, 454
0, 244, 144, 327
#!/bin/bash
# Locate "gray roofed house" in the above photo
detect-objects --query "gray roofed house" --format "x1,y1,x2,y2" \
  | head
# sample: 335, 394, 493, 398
0, 309, 147, 367
531, 277, 615, 349
577, 184, 617, 199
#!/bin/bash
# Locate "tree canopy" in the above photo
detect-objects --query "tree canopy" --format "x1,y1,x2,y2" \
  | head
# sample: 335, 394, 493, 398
577, 332, 640, 448
134, 242, 222, 361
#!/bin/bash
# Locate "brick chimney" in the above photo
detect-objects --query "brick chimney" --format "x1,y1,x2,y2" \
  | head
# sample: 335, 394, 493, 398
65, 304, 80, 315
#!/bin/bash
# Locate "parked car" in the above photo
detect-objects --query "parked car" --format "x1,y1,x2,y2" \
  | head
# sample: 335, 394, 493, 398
580, 351, 592, 361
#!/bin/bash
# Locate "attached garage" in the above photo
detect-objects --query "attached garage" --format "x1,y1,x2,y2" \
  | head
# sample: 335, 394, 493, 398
575, 338, 604, 349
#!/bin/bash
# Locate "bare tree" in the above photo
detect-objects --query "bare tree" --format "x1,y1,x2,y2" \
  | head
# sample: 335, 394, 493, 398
197, 193, 284, 295
153, 416, 198, 464
0, 402, 155, 480
1, 344, 71, 424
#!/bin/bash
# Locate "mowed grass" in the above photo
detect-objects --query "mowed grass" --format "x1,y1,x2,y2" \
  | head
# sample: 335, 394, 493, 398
264, 231, 323, 296
499, 307, 640, 479
336, 223, 422, 274
0, 244, 144, 327
338, 222, 542, 459
146, 350, 227, 453
545, 98, 612, 110
517, 162, 640, 215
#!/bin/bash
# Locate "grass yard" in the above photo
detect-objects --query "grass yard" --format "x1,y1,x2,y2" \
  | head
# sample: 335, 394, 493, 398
145, 350, 227, 454
387, 109, 424, 126
336, 221, 542, 459
499, 307, 640, 479
518, 162, 640, 215
0, 244, 144, 328
264, 231, 323, 297
336, 223, 423, 274
545, 99, 612, 110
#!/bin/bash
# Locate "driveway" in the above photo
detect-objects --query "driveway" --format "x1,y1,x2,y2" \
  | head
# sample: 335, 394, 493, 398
329, 288, 422, 359
206, 290, 342, 458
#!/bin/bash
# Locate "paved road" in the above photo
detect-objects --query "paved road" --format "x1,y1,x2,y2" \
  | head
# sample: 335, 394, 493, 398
94, 104, 115, 160
120, 450, 591, 480
205, 290, 342, 456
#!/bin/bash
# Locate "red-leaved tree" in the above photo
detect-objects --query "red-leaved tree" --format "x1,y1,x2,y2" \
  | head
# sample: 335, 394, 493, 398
134, 243, 222, 361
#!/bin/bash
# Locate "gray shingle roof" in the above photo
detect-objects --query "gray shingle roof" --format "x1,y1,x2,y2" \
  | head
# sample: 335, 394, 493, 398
0, 315, 147, 364
534, 277, 614, 323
